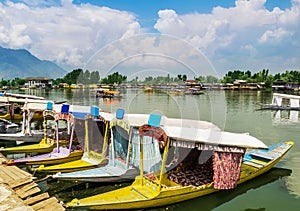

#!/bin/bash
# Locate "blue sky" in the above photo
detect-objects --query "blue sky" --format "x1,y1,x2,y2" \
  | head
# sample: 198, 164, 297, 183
73, 0, 292, 30
0, 0, 299, 79
73, 0, 236, 32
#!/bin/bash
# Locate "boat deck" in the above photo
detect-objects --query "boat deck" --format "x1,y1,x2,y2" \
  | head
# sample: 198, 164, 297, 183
0, 153, 65, 211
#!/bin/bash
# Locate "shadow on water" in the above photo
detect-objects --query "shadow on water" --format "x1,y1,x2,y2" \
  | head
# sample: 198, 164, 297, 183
148, 167, 292, 211
37, 176, 132, 203
36, 167, 291, 211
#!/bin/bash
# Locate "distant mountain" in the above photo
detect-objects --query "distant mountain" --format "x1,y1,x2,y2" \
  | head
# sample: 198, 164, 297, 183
0, 46, 67, 79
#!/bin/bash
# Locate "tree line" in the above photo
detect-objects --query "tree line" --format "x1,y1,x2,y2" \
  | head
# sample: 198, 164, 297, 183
0, 68, 299, 88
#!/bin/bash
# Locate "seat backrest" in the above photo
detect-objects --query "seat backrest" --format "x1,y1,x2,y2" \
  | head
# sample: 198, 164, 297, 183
116, 108, 125, 119
61, 104, 70, 114
148, 113, 161, 127
90, 106, 99, 117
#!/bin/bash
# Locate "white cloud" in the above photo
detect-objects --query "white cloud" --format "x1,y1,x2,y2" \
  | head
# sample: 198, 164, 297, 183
0, 0, 141, 68
0, 0, 299, 76
155, 9, 186, 36
259, 28, 293, 43
85, 34, 216, 80
154, 0, 300, 74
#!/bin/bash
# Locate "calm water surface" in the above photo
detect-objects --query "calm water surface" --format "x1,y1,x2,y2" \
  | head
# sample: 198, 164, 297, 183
13, 88, 300, 210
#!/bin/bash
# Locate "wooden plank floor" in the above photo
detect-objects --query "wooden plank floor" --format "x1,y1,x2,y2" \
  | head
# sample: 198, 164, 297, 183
0, 153, 65, 211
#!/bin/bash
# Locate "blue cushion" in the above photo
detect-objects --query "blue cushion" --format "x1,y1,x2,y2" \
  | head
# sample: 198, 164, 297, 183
148, 114, 161, 127
90, 106, 99, 117
71, 112, 88, 119
61, 104, 70, 114
116, 108, 125, 119
47, 102, 53, 110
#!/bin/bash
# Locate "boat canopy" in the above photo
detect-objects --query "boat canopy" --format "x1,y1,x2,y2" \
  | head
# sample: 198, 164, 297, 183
162, 126, 268, 149
272, 93, 300, 107
273, 93, 300, 100
121, 114, 218, 130
26, 104, 114, 121
23, 102, 60, 113
0, 97, 50, 104
107, 113, 265, 149
124, 114, 149, 127
162, 116, 219, 130
290, 98, 300, 108
272, 93, 300, 108
272, 95, 283, 106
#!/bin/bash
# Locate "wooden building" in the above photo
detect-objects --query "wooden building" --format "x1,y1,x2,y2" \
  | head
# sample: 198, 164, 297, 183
24, 77, 52, 89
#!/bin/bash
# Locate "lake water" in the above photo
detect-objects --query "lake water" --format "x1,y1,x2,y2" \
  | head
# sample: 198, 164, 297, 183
11, 88, 300, 210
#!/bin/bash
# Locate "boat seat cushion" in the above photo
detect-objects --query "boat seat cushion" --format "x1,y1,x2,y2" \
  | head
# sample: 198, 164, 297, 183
148, 114, 161, 127
116, 108, 125, 119
249, 152, 273, 161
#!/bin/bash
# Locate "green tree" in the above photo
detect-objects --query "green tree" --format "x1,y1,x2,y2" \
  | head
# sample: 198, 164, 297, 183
52, 78, 65, 85
64, 68, 83, 85
177, 74, 182, 81
221, 76, 234, 84
11, 78, 25, 87
83, 70, 91, 84
194, 76, 205, 82
265, 75, 274, 89
145, 76, 153, 83
77, 71, 84, 84
206, 75, 219, 83
245, 70, 251, 78
0, 78, 9, 87
101, 72, 127, 84
90, 71, 100, 84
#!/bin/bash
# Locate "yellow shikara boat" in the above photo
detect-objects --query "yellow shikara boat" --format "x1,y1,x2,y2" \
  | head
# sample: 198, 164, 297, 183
0, 105, 60, 154
0, 102, 85, 154
0, 138, 56, 154
67, 114, 294, 210
52, 109, 150, 182
95, 89, 122, 99
34, 109, 113, 173
5, 106, 85, 166
0, 96, 49, 120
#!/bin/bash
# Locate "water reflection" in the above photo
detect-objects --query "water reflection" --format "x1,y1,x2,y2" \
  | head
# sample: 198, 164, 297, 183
8, 89, 300, 209
43, 168, 291, 211
285, 151, 300, 200
272, 110, 300, 125
154, 168, 291, 211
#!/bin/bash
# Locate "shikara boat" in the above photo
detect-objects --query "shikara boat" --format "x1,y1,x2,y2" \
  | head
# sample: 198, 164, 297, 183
5, 104, 84, 166
0, 102, 87, 153
0, 103, 59, 153
53, 112, 219, 182
0, 118, 21, 134
0, 101, 62, 143
257, 93, 300, 110
67, 114, 294, 210
0, 137, 56, 154
95, 88, 122, 99
0, 96, 50, 120
53, 109, 149, 182
185, 87, 205, 95
34, 108, 113, 173
0, 92, 45, 100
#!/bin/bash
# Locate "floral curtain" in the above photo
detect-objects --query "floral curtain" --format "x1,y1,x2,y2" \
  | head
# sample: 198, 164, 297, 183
213, 151, 244, 189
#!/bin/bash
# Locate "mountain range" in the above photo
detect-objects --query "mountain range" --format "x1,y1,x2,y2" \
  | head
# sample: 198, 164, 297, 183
0, 46, 67, 79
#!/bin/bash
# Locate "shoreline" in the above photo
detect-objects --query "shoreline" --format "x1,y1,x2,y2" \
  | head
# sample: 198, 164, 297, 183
0, 153, 65, 211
